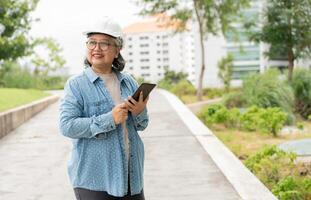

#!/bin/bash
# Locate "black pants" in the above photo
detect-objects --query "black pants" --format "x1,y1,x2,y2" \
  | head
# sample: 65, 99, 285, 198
74, 188, 144, 200
74, 176, 145, 200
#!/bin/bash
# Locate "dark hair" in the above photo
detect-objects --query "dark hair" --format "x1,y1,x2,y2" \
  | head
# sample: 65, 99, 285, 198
85, 33, 125, 71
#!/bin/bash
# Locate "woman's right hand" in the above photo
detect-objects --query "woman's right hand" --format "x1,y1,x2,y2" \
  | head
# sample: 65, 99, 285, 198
112, 103, 128, 125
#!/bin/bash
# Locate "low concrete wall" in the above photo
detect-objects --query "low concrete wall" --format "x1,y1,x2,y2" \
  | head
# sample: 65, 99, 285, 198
0, 95, 59, 139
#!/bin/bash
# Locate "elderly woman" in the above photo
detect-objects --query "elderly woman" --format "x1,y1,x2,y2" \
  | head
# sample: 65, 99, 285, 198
59, 17, 148, 200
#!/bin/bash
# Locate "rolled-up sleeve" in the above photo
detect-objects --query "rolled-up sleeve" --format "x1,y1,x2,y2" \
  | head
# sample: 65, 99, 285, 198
59, 79, 116, 139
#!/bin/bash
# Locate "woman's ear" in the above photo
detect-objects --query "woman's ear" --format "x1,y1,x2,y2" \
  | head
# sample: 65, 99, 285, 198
115, 48, 121, 58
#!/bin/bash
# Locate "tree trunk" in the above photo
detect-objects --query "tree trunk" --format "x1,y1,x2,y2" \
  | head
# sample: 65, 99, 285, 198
194, 1, 206, 101
287, 48, 294, 81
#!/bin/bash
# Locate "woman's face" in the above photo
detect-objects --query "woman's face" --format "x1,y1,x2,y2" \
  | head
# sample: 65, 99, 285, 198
86, 34, 120, 69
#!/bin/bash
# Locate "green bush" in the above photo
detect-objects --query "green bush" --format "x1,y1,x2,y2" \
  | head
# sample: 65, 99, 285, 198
1, 66, 67, 90
242, 69, 295, 124
272, 177, 304, 200
199, 105, 287, 135
290, 69, 311, 119
222, 91, 247, 108
198, 104, 226, 125
171, 80, 196, 97
245, 146, 296, 189
257, 107, 287, 137
240, 106, 260, 132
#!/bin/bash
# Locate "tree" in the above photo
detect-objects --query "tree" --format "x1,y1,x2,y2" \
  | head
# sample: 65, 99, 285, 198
31, 37, 66, 76
135, 0, 249, 100
0, 0, 39, 61
218, 54, 233, 92
249, 0, 311, 81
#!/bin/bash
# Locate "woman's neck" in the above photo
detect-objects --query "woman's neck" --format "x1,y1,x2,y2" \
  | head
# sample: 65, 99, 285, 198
92, 65, 112, 74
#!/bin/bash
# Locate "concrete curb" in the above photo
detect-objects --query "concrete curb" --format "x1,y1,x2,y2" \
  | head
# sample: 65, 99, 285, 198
0, 94, 59, 139
159, 89, 277, 200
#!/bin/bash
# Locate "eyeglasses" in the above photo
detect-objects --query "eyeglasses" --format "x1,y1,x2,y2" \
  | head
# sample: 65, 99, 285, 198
86, 40, 116, 50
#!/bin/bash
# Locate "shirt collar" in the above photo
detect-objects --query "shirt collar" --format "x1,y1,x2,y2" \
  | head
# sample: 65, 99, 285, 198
84, 66, 126, 83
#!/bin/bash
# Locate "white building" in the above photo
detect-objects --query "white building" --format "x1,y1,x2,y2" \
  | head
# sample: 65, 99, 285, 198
122, 16, 196, 84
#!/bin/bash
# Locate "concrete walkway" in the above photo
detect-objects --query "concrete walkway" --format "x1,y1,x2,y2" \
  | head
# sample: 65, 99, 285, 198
0, 90, 274, 200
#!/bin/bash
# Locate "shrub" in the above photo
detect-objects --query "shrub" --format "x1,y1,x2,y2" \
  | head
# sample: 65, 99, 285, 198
290, 69, 311, 119
272, 176, 311, 200
242, 69, 295, 124
240, 106, 260, 132
171, 80, 196, 97
245, 146, 296, 189
198, 104, 227, 125
257, 107, 287, 137
222, 91, 247, 108
1, 63, 67, 90
200, 105, 287, 135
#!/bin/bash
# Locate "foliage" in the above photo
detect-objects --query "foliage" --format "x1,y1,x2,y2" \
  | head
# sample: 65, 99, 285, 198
290, 69, 311, 119
218, 54, 233, 92
203, 87, 233, 99
245, 146, 297, 189
222, 91, 247, 108
0, 0, 39, 61
245, 145, 311, 200
247, 0, 311, 81
242, 69, 295, 124
171, 79, 196, 97
272, 176, 310, 200
157, 69, 188, 90
30, 37, 66, 76
199, 104, 287, 136
136, 0, 250, 100
0, 62, 67, 90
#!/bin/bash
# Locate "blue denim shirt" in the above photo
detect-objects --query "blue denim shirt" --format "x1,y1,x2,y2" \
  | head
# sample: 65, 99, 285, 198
59, 67, 149, 197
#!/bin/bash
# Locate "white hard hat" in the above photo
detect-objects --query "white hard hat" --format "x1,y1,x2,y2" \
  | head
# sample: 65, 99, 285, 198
83, 16, 123, 38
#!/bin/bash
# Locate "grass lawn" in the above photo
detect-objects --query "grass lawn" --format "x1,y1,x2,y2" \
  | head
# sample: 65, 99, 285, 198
210, 121, 311, 161
0, 88, 50, 112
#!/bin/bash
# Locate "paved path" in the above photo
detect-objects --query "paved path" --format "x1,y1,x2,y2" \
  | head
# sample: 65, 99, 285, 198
0, 90, 241, 200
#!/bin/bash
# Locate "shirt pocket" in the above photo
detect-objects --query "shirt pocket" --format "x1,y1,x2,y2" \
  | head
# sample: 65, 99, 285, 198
87, 100, 111, 117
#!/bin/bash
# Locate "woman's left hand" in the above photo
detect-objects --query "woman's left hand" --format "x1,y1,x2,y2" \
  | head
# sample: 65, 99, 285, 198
125, 92, 148, 116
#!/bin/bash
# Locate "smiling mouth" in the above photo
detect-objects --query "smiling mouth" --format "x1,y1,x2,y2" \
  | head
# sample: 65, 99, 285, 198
92, 54, 104, 59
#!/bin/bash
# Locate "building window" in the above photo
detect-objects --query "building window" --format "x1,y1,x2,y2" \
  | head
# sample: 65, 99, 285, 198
128, 45, 132, 48
157, 43, 160, 46
128, 37, 132, 41
141, 66, 150, 70
158, 66, 161, 69
163, 43, 168, 47
140, 51, 149, 55
139, 36, 149, 40
139, 44, 149, 47
129, 59, 133, 63
142, 73, 150, 77
140, 59, 150, 62
158, 73, 161, 76
163, 50, 168, 54
157, 58, 161, 61
129, 67, 133, 70
163, 58, 169, 62
129, 52, 133, 55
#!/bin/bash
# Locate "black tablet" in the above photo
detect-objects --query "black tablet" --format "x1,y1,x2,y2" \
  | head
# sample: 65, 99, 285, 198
132, 83, 156, 101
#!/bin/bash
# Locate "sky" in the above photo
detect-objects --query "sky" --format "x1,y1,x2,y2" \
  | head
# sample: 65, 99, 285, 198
30, 0, 144, 75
